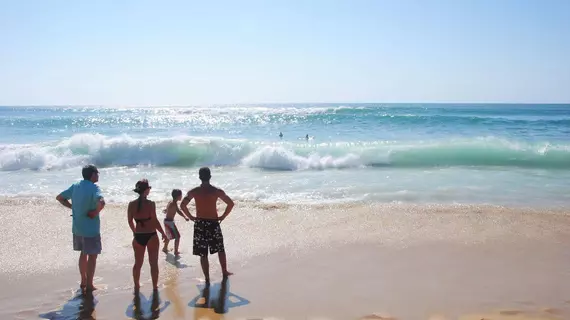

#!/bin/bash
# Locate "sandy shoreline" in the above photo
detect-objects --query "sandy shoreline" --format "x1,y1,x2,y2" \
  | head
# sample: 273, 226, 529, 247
1, 200, 569, 319
5, 240, 570, 320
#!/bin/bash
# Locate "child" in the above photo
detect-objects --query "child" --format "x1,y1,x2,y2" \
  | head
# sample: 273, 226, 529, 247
162, 189, 189, 255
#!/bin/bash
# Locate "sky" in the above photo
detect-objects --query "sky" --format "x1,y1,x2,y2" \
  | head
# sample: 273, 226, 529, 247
1, 0, 569, 106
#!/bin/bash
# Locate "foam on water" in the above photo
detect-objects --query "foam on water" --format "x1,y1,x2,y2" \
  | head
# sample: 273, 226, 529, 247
1, 134, 569, 172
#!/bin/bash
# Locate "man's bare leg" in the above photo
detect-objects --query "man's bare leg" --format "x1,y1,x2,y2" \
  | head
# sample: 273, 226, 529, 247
218, 252, 233, 277
86, 254, 98, 291
79, 253, 87, 289
200, 256, 210, 284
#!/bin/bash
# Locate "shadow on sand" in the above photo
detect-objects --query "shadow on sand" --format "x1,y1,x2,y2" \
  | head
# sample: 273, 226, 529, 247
189, 278, 250, 319
165, 253, 189, 268
125, 290, 171, 320
39, 289, 97, 320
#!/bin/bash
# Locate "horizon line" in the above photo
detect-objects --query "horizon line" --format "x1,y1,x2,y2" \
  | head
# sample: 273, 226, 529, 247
1, 101, 569, 108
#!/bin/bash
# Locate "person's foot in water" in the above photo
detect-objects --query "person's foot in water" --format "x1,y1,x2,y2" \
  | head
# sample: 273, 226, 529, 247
85, 285, 98, 292
151, 289, 160, 311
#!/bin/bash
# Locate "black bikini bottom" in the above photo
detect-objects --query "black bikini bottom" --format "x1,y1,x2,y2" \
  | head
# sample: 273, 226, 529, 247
134, 232, 157, 246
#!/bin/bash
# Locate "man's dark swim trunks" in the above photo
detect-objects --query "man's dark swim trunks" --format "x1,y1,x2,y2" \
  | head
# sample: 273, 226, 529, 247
193, 219, 225, 256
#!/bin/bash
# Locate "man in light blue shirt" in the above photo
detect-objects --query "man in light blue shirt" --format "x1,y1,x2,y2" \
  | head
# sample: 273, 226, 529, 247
56, 164, 105, 291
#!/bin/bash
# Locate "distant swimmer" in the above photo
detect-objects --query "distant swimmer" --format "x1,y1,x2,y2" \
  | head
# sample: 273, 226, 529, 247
279, 132, 283, 139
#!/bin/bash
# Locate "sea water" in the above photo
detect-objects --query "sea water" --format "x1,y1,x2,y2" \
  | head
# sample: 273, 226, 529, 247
0, 104, 569, 207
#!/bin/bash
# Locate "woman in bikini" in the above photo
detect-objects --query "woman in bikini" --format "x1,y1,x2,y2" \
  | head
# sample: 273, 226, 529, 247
128, 179, 166, 292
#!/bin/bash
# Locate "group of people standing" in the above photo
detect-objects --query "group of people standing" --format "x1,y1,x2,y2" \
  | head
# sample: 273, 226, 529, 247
56, 165, 234, 294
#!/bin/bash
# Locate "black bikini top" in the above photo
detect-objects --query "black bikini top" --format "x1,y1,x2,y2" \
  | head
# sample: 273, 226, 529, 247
134, 197, 151, 226
135, 216, 151, 227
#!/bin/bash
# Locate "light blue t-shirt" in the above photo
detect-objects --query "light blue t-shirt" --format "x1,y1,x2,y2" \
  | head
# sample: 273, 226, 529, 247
59, 180, 103, 237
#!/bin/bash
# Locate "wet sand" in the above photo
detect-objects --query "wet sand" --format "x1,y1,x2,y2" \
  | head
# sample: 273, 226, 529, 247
1, 200, 569, 319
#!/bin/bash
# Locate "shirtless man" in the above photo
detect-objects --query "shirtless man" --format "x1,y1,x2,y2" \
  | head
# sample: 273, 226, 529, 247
162, 189, 189, 255
181, 167, 234, 283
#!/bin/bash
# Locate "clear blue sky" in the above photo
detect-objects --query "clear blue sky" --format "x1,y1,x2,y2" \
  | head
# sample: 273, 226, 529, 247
1, 0, 569, 105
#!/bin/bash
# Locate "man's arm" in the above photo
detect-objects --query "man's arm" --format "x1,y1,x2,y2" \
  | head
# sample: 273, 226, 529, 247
218, 190, 234, 221
180, 191, 195, 221
87, 186, 105, 219
56, 185, 74, 210
56, 194, 72, 209
87, 198, 105, 219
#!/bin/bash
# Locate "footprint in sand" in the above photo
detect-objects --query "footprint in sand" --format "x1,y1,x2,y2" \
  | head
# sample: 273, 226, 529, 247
499, 310, 524, 315
515, 301, 535, 306
16, 309, 37, 318
542, 308, 563, 315
359, 314, 397, 320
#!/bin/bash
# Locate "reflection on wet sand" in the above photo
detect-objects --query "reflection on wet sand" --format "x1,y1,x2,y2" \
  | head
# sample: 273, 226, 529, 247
39, 289, 97, 320
165, 253, 189, 269
125, 290, 170, 320
163, 264, 185, 319
189, 277, 250, 319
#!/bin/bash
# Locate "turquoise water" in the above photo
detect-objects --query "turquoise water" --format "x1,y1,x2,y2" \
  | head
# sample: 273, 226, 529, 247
1, 104, 569, 206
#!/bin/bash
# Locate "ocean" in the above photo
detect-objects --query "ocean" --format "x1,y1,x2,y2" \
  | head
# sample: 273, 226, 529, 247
1, 104, 569, 207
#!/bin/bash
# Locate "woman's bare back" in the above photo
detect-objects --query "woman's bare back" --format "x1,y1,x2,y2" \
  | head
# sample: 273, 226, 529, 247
129, 198, 157, 233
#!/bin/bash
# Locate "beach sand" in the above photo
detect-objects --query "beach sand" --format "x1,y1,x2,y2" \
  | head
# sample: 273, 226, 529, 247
1, 200, 569, 319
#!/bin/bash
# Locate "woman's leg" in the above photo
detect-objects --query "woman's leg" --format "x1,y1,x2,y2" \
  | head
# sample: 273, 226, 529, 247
132, 238, 146, 291
147, 235, 160, 290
